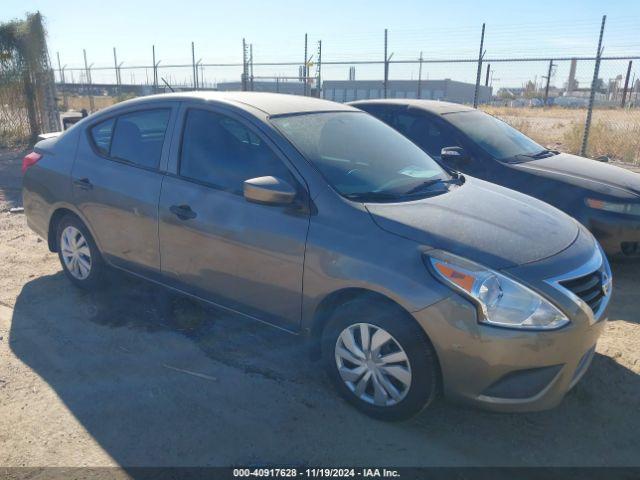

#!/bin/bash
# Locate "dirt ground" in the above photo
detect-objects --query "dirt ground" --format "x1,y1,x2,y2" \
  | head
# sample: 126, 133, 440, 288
0, 147, 639, 467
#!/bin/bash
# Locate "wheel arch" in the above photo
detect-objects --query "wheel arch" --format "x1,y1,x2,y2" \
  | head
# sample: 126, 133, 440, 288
309, 287, 424, 359
47, 205, 96, 252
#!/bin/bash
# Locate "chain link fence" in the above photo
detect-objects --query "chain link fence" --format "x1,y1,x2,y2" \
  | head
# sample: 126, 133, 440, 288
589, 58, 640, 162
0, 13, 59, 146
11, 15, 635, 164
484, 54, 640, 164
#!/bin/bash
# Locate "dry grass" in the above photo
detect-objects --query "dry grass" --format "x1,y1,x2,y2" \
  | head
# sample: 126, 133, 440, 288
58, 94, 130, 112
482, 106, 640, 164
563, 121, 640, 163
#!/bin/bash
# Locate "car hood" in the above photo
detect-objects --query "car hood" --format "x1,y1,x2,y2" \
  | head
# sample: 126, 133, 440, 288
365, 178, 579, 270
510, 153, 640, 198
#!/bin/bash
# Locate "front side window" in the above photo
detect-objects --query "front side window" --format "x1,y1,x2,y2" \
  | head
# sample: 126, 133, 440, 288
109, 109, 171, 169
444, 110, 544, 161
179, 109, 293, 193
272, 112, 449, 200
394, 112, 461, 158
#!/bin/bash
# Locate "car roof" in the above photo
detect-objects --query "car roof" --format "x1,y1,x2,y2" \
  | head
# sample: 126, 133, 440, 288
110, 91, 357, 116
349, 99, 475, 115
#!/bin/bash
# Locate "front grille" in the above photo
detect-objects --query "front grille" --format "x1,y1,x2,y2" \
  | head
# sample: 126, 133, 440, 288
560, 270, 605, 314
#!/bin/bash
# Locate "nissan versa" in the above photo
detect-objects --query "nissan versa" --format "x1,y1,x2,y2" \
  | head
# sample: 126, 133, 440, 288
351, 99, 640, 258
22, 92, 612, 421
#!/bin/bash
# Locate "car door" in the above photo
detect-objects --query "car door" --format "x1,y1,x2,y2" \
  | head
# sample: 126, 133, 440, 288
72, 104, 176, 276
158, 104, 310, 330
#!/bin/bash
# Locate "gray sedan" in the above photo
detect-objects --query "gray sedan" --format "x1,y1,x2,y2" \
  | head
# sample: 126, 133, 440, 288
22, 92, 611, 420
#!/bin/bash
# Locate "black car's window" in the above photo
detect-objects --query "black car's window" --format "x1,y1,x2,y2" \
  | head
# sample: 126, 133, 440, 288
272, 112, 448, 199
180, 109, 293, 193
355, 104, 396, 125
109, 109, 171, 169
89, 118, 115, 155
444, 110, 544, 161
394, 112, 461, 158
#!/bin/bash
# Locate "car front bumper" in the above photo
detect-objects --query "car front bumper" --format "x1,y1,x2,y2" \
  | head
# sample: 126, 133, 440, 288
582, 209, 640, 257
414, 233, 610, 412
414, 295, 607, 412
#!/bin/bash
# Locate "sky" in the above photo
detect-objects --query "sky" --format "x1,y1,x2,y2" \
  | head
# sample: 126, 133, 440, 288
3, 0, 640, 89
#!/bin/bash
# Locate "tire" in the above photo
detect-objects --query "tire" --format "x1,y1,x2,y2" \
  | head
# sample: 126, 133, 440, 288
321, 299, 439, 421
56, 214, 105, 290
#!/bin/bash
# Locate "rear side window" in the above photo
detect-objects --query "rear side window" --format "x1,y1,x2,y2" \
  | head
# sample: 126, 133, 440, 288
179, 109, 293, 193
89, 118, 115, 155
109, 109, 171, 169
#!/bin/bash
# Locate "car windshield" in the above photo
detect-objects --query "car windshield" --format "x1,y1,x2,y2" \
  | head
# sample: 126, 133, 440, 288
271, 111, 450, 201
444, 110, 547, 161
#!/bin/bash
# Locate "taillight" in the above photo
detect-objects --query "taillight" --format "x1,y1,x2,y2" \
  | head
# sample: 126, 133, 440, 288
22, 151, 43, 174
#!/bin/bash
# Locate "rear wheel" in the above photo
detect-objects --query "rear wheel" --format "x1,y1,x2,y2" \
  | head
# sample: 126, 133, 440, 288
56, 215, 105, 289
322, 300, 439, 421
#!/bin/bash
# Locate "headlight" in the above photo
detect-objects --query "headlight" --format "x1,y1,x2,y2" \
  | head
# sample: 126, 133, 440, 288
427, 250, 569, 330
585, 198, 640, 216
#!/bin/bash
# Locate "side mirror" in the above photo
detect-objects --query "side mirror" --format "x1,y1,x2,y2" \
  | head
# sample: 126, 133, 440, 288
440, 146, 469, 164
243, 176, 296, 206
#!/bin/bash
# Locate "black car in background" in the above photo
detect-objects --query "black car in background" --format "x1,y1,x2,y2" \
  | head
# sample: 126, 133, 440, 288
351, 99, 640, 258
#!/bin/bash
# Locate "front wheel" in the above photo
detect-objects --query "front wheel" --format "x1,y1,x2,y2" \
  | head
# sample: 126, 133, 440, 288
56, 214, 105, 289
322, 300, 440, 421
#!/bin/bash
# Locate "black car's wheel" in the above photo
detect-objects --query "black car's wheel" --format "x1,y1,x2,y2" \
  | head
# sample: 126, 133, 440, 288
322, 299, 439, 421
56, 214, 105, 289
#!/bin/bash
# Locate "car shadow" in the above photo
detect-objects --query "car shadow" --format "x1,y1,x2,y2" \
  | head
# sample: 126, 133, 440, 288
7, 270, 640, 468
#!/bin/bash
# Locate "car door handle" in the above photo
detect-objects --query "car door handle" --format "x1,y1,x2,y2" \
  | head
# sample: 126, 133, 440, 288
169, 204, 197, 220
73, 178, 93, 190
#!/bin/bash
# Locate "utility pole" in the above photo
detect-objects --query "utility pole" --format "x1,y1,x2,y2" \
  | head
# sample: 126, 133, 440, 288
473, 23, 486, 108
621, 60, 633, 107
56, 52, 68, 110
543, 59, 556, 106
195, 59, 202, 90
417, 51, 423, 99
83, 49, 95, 112
56, 52, 64, 84
191, 41, 197, 90
316, 40, 322, 98
249, 44, 254, 91
383, 29, 389, 98
113, 47, 121, 95
242, 38, 248, 91
485, 63, 490, 87
304, 34, 308, 96
581, 15, 606, 157
152, 45, 158, 93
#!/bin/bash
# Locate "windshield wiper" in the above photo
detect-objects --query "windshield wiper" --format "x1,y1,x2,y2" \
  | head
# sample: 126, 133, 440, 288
515, 149, 559, 161
344, 192, 407, 202
404, 176, 464, 195
532, 149, 559, 158
345, 174, 465, 202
